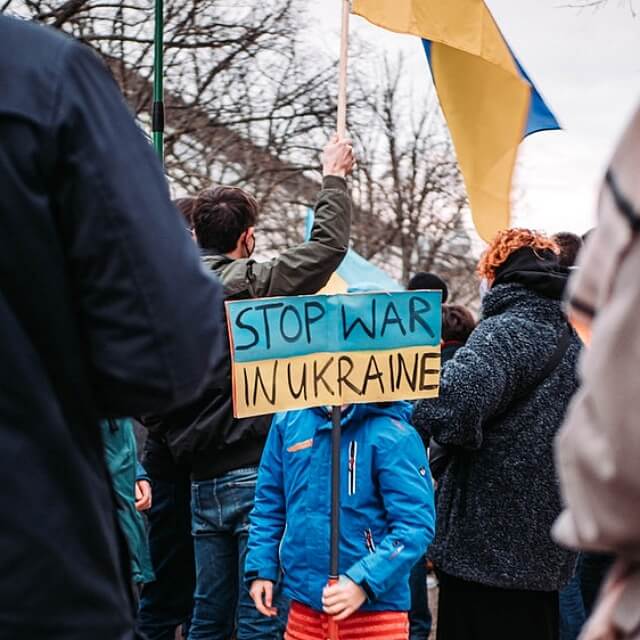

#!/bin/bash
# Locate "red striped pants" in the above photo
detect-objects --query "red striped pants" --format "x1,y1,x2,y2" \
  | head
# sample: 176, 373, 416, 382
285, 600, 409, 640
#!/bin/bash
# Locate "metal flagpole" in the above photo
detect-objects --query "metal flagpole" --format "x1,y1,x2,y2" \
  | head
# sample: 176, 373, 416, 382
327, 405, 342, 640
152, 0, 165, 163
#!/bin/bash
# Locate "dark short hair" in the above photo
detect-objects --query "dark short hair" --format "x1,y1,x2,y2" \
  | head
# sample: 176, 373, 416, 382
407, 272, 449, 302
173, 197, 195, 228
192, 186, 258, 253
442, 304, 476, 343
553, 232, 583, 268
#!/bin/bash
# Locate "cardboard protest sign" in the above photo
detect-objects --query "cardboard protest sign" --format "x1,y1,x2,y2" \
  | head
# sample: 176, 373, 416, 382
226, 291, 442, 418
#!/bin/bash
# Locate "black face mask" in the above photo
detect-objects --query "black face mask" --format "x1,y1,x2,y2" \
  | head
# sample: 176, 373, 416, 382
242, 232, 255, 258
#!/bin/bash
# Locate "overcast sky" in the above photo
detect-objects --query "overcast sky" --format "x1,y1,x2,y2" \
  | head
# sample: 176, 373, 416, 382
307, 1, 640, 236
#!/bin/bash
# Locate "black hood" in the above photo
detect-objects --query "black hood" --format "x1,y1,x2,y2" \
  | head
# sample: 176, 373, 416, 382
492, 247, 569, 301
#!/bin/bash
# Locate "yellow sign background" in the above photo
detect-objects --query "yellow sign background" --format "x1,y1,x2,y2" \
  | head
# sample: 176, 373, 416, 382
232, 345, 440, 418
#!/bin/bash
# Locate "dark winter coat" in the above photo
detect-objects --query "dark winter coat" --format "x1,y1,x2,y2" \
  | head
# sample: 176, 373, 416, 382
413, 283, 580, 591
0, 17, 223, 639
145, 176, 351, 480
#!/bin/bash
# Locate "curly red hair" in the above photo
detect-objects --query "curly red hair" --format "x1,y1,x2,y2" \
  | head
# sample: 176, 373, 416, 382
477, 228, 560, 283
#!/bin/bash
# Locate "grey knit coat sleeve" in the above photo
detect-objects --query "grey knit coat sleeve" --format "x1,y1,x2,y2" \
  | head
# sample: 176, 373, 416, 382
413, 313, 548, 450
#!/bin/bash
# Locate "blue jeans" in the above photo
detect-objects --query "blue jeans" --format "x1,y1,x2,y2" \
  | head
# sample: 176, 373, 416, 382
138, 472, 195, 640
409, 556, 432, 640
559, 572, 586, 640
188, 467, 286, 640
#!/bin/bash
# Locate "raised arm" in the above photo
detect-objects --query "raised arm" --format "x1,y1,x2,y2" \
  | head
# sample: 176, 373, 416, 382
248, 137, 354, 297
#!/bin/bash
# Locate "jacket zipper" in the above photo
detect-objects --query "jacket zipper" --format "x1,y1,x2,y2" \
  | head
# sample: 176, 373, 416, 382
364, 528, 376, 553
348, 440, 357, 496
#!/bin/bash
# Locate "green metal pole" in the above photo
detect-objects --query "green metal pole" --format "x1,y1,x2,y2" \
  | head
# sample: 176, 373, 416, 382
152, 0, 164, 163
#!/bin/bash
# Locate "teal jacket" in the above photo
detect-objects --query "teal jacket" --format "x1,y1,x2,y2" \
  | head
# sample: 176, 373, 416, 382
101, 419, 154, 584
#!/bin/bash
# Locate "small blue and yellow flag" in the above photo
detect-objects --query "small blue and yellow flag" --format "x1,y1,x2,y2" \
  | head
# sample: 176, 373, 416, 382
305, 209, 403, 293
352, 0, 560, 242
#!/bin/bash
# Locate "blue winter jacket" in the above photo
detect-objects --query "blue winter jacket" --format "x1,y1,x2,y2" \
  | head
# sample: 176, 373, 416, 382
245, 402, 435, 612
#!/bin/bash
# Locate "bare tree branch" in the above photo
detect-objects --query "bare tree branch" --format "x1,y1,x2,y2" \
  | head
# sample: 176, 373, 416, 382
12, 0, 479, 302
559, 0, 636, 15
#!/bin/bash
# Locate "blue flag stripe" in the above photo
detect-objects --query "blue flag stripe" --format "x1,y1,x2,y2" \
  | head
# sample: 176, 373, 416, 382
421, 39, 560, 137
305, 209, 403, 291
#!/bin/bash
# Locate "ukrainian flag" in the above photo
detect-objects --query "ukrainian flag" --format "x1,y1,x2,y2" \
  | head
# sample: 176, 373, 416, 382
352, 0, 560, 242
305, 209, 403, 293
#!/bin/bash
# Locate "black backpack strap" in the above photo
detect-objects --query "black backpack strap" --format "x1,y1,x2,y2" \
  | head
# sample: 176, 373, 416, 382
536, 323, 572, 382
429, 323, 573, 479
502, 322, 572, 413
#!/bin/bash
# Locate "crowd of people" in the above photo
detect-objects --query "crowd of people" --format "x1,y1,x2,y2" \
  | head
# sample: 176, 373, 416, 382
2, 12, 640, 640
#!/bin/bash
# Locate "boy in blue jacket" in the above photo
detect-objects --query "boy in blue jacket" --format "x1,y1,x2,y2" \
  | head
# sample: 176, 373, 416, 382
245, 401, 435, 639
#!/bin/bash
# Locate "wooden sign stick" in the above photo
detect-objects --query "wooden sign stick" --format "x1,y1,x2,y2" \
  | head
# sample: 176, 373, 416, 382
328, 7, 349, 636
337, 0, 350, 139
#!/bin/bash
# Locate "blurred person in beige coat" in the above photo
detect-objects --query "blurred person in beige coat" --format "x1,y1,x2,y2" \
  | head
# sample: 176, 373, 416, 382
553, 103, 640, 640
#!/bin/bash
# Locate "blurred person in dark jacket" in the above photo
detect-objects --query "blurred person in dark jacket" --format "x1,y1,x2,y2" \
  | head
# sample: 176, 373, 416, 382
138, 198, 199, 640
0, 15, 224, 640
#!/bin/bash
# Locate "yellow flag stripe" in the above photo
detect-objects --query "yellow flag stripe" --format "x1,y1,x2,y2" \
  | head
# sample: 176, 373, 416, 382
352, 0, 532, 241
352, 0, 520, 77
430, 42, 529, 241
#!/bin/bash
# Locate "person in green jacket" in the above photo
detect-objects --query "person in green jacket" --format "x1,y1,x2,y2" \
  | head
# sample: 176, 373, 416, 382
102, 418, 154, 586
144, 135, 354, 640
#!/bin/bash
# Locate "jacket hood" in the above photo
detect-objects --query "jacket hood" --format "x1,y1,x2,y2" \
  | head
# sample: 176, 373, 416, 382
312, 401, 412, 428
492, 247, 569, 300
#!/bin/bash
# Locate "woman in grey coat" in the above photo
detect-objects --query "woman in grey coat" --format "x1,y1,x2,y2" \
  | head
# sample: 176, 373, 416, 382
413, 229, 581, 640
